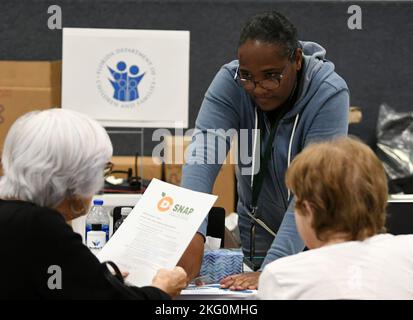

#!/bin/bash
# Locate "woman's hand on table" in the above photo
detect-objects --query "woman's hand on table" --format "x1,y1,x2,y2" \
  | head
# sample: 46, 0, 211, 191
220, 272, 260, 290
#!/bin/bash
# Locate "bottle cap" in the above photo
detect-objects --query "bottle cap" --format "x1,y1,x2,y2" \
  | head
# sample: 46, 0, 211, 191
93, 199, 104, 206
121, 207, 133, 216
91, 224, 102, 231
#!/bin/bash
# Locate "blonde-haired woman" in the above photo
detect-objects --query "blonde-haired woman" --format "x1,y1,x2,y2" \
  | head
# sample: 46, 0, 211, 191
258, 137, 413, 299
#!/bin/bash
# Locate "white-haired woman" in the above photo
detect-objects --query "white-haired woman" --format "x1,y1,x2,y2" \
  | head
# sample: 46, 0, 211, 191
0, 108, 187, 299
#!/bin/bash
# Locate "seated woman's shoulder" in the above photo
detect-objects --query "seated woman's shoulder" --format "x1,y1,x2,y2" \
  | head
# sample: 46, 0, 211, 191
0, 199, 66, 230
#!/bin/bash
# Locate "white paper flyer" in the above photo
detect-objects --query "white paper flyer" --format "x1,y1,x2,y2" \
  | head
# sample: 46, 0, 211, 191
97, 178, 217, 287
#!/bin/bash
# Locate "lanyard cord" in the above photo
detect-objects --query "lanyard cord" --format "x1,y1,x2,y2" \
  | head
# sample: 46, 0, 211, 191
250, 110, 280, 212
251, 106, 290, 210
248, 108, 280, 265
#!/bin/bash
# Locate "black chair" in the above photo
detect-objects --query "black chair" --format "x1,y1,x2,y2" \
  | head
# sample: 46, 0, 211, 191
386, 201, 413, 235
206, 207, 226, 248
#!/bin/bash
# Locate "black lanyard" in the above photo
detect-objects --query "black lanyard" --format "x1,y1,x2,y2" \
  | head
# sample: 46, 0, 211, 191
250, 109, 284, 215
247, 108, 285, 270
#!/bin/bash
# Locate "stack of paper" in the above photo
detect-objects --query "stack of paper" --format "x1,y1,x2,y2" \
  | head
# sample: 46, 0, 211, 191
179, 284, 257, 300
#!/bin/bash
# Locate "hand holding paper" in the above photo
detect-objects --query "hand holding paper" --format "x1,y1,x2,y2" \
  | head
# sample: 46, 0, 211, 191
152, 266, 188, 298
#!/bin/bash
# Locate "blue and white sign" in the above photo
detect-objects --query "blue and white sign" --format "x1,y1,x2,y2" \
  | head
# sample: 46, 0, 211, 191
62, 28, 189, 128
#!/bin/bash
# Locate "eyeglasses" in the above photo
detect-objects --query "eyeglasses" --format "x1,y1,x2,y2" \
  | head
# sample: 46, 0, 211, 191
104, 162, 114, 178
235, 50, 295, 91
236, 62, 290, 91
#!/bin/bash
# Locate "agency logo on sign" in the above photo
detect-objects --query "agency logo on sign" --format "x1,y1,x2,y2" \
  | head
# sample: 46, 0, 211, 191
96, 48, 156, 109
108, 61, 145, 102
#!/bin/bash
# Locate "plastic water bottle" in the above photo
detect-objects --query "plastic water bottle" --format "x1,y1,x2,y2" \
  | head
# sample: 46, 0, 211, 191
86, 224, 107, 254
86, 199, 110, 243
113, 207, 132, 234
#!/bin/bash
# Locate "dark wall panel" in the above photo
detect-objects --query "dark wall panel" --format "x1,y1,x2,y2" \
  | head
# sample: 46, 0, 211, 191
1, 0, 412, 154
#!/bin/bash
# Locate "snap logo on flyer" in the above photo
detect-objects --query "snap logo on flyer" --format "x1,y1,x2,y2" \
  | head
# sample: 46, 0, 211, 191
157, 193, 174, 212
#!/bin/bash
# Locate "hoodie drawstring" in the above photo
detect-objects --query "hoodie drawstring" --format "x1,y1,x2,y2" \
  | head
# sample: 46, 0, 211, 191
287, 113, 300, 202
251, 109, 300, 204
250, 107, 259, 188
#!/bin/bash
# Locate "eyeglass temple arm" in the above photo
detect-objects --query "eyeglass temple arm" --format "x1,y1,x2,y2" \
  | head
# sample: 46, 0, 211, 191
233, 66, 239, 80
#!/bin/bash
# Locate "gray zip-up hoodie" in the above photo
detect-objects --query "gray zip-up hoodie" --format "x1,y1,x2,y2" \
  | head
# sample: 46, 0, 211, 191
182, 41, 349, 269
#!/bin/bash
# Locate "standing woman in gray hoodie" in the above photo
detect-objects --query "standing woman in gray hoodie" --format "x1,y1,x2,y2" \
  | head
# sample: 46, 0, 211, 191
177, 11, 349, 290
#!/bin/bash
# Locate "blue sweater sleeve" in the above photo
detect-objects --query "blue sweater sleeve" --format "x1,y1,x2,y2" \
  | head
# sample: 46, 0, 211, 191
260, 88, 349, 269
181, 65, 241, 237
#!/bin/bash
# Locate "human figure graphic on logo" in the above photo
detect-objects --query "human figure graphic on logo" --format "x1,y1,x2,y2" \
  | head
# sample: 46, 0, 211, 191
108, 61, 145, 102
128, 65, 145, 101
108, 61, 127, 101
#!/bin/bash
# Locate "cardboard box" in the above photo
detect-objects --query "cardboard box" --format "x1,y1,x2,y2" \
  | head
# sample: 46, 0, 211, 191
0, 61, 62, 153
164, 135, 236, 214
349, 106, 362, 124
0, 61, 61, 176
111, 156, 163, 181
